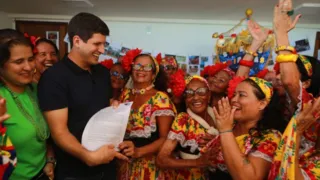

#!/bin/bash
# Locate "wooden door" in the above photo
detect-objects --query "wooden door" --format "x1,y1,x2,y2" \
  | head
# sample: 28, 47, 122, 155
15, 21, 68, 58
314, 32, 320, 59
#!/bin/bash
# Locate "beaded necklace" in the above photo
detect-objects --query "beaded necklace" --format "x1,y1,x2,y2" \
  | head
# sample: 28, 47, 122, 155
3, 85, 49, 141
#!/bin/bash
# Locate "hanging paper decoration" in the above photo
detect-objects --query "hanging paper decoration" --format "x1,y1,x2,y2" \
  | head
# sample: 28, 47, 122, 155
212, 9, 275, 76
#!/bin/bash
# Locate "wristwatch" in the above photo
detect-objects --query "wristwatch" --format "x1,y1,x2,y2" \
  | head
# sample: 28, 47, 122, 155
46, 157, 57, 167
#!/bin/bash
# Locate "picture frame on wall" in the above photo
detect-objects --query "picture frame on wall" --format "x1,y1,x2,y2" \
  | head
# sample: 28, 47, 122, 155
46, 31, 60, 50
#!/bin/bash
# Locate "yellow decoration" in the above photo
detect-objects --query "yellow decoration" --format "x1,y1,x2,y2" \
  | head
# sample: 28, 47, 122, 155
246, 8, 253, 17
212, 32, 219, 38
276, 54, 299, 63
260, 57, 265, 63
275, 45, 296, 53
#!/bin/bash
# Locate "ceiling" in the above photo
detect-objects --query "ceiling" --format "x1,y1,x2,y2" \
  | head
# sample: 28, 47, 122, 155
1, 0, 320, 24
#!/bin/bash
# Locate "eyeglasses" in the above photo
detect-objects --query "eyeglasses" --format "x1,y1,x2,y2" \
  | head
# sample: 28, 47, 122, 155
110, 71, 126, 80
132, 63, 153, 72
160, 65, 175, 71
184, 87, 209, 98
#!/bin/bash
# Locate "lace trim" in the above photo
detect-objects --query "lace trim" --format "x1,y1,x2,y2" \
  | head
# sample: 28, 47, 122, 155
152, 109, 175, 118
128, 109, 175, 138
167, 131, 199, 153
296, 81, 303, 113
250, 150, 272, 162
301, 169, 311, 180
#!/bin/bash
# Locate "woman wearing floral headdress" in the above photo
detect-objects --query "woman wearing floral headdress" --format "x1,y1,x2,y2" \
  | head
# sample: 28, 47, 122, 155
100, 59, 129, 102
116, 49, 177, 180
157, 75, 219, 180
268, 0, 320, 179
201, 62, 235, 108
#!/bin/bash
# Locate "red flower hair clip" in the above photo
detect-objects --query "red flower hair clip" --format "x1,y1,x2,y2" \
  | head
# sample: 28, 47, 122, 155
155, 53, 162, 65
122, 48, 142, 72
167, 69, 186, 98
24, 33, 40, 53
100, 59, 114, 69
227, 76, 246, 99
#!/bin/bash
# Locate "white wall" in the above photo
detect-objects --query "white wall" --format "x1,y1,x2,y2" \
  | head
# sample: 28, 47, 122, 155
0, 11, 13, 29
107, 21, 319, 57
9, 14, 320, 58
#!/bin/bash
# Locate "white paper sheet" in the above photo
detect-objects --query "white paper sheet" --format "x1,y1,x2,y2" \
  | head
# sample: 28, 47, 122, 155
82, 102, 133, 151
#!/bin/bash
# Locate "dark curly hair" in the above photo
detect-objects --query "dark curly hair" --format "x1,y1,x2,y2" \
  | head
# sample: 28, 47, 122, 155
132, 54, 168, 92
243, 78, 286, 133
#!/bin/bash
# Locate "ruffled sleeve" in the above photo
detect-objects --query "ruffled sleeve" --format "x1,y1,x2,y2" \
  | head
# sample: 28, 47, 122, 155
167, 113, 201, 153
151, 92, 176, 118
250, 130, 282, 162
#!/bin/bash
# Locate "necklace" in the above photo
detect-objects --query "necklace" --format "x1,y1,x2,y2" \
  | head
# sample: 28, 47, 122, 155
187, 107, 219, 135
3, 85, 49, 141
131, 84, 154, 95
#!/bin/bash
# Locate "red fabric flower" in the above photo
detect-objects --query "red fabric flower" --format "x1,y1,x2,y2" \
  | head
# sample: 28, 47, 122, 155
227, 76, 246, 99
122, 48, 142, 72
256, 69, 269, 79
201, 62, 232, 77
24, 33, 40, 53
155, 53, 162, 65
168, 69, 186, 98
257, 140, 278, 157
100, 59, 114, 69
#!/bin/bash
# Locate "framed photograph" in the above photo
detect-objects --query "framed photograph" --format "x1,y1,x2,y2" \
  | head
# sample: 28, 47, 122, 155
188, 56, 200, 65
295, 39, 310, 52
200, 56, 209, 68
120, 47, 130, 55
176, 56, 187, 64
178, 63, 188, 74
165, 54, 176, 60
46, 31, 59, 49
188, 65, 199, 75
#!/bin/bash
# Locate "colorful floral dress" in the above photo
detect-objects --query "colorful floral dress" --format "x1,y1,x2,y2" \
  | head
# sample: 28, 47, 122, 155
168, 112, 216, 180
213, 129, 281, 174
0, 123, 16, 180
268, 86, 320, 180
118, 88, 176, 180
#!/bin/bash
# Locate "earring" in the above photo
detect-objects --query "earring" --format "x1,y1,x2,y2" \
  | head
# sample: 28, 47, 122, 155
34, 69, 37, 74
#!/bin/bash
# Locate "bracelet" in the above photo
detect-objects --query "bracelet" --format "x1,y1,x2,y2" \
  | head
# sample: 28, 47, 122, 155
239, 59, 254, 67
245, 50, 258, 57
46, 157, 56, 167
219, 129, 233, 134
275, 45, 296, 54
276, 54, 298, 63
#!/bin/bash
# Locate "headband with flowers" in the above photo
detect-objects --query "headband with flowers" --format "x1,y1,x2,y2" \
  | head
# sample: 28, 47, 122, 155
298, 55, 313, 77
200, 62, 235, 78
185, 75, 210, 89
122, 48, 160, 76
227, 76, 273, 103
274, 55, 313, 77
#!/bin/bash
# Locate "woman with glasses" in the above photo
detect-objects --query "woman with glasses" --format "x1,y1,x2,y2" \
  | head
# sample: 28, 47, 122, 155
157, 55, 178, 77
156, 75, 218, 180
117, 49, 176, 179
100, 59, 129, 102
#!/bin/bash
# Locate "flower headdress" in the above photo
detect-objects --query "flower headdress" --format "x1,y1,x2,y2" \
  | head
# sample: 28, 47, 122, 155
122, 48, 160, 76
200, 62, 235, 78
155, 53, 178, 68
167, 69, 186, 98
100, 59, 114, 69
24, 33, 40, 54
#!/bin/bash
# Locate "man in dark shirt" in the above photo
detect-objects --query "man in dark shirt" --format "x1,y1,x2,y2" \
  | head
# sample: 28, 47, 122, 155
38, 12, 127, 180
